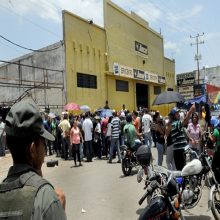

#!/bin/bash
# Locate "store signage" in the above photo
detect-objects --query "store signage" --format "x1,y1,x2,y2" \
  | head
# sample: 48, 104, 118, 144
177, 72, 195, 86
158, 76, 166, 84
113, 63, 119, 75
194, 84, 205, 97
178, 85, 194, 99
146, 72, 158, 83
120, 65, 133, 78
133, 69, 145, 80
135, 41, 148, 58
113, 62, 166, 84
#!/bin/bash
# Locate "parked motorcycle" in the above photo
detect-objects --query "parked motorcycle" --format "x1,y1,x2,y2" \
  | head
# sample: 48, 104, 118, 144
120, 139, 142, 176
138, 165, 184, 220
137, 144, 213, 211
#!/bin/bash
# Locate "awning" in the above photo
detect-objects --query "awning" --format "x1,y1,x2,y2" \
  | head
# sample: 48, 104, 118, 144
184, 95, 206, 104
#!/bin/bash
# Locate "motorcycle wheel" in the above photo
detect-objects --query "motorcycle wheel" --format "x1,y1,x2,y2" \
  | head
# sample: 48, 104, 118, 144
122, 158, 132, 176
211, 187, 220, 220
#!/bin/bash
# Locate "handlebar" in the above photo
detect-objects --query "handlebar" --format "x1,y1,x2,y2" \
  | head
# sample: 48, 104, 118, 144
138, 180, 158, 205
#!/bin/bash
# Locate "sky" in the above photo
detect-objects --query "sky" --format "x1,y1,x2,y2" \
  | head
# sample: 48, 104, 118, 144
0, 0, 220, 74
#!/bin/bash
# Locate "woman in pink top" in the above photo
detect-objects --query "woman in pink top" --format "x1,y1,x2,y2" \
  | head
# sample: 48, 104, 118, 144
70, 119, 84, 167
187, 112, 202, 155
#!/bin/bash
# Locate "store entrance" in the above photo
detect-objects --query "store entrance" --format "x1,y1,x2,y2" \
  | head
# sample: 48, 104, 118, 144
136, 83, 148, 110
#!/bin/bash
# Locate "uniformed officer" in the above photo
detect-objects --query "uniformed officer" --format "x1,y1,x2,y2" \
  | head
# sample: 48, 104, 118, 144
0, 99, 67, 220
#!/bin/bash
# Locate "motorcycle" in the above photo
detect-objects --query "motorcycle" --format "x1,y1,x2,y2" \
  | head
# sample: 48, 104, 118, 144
138, 165, 184, 220
120, 139, 142, 176
137, 144, 213, 211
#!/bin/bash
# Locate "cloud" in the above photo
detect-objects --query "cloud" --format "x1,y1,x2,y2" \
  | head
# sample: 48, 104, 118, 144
164, 41, 181, 54
164, 4, 203, 33
4, 0, 103, 25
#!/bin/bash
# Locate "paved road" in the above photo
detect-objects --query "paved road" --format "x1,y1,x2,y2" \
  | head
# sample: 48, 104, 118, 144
0, 148, 214, 220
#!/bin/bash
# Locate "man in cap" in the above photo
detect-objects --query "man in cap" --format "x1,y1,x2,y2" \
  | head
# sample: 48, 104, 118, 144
0, 99, 67, 220
170, 104, 195, 170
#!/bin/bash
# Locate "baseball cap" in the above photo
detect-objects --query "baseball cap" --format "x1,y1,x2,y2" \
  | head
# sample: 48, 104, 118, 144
170, 107, 180, 115
5, 99, 55, 141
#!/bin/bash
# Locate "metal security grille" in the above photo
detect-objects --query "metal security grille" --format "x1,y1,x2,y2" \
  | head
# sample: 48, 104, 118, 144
77, 72, 97, 89
116, 80, 129, 92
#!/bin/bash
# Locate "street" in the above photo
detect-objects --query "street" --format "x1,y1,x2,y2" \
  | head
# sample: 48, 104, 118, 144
0, 148, 214, 220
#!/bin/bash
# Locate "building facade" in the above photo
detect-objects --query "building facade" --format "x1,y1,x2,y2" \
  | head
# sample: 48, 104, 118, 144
177, 65, 220, 100
0, 42, 65, 113
63, 0, 175, 115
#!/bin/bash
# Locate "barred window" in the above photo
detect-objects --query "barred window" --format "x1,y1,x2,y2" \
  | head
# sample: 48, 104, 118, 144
154, 86, 161, 95
116, 80, 129, 92
77, 72, 97, 89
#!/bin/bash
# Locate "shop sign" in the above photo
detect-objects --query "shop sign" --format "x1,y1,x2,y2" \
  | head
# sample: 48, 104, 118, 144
135, 41, 148, 59
113, 63, 119, 75
120, 65, 133, 78
146, 72, 158, 83
177, 72, 195, 86
178, 85, 194, 99
194, 84, 205, 97
133, 69, 145, 80
158, 76, 166, 84
177, 77, 195, 86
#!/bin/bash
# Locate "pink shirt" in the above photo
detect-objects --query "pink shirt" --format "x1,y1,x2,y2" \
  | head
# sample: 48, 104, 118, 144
70, 127, 80, 144
187, 122, 201, 149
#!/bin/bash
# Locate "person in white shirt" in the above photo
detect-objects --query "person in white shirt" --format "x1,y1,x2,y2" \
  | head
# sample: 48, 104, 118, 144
142, 108, 153, 148
82, 112, 93, 162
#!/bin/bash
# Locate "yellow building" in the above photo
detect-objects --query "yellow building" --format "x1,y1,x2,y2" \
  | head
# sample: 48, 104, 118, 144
63, 0, 175, 116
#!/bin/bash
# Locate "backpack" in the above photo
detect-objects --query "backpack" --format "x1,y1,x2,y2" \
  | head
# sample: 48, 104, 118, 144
0, 170, 52, 220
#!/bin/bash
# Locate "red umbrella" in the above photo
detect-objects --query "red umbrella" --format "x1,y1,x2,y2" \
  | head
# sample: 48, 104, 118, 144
64, 103, 80, 111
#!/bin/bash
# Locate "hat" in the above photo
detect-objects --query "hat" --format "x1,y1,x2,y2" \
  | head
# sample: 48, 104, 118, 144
5, 100, 55, 141
170, 107, 180, 115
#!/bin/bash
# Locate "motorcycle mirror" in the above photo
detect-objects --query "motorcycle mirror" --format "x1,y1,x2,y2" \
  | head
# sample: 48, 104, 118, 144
137, 168, 144, 183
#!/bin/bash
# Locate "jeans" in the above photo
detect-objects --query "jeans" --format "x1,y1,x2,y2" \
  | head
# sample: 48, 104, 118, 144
156, 142, 164, 166
72, 143, 81, 164
109, 138, 121, 162
173, 149, 185, 171
144, 131, 153, 148
166, 144, 176, 170
62, 137, 70, 160
85, 140, 93, 162
79, 143, 83, 160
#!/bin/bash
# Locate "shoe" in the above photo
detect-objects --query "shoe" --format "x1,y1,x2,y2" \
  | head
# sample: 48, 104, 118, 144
79, 163, 83, 166
108, 160, 112, 164
117, 160, 121, 163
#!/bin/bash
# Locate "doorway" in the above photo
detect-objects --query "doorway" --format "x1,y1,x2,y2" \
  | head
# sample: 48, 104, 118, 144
136, 83, 148, 110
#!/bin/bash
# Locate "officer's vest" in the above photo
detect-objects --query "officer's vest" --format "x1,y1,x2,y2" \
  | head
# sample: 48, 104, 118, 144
0, 171, 52, 220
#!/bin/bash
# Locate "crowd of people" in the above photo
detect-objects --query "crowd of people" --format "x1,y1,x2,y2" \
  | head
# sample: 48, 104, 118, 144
40, 102, 212, 172
1, 98, 220, 219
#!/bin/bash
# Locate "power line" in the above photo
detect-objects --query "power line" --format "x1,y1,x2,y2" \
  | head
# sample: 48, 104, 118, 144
0, 40, 24, 53
0, 59, 63, 72
0, 34, 63, 52
0, 2, 62, 39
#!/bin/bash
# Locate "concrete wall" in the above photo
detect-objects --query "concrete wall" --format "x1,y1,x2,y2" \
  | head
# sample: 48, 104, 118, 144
63, 11, 106, 111
0, 42, 65, 114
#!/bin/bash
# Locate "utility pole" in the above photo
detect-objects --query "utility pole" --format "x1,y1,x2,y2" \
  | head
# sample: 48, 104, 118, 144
190, 33, 204, 85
